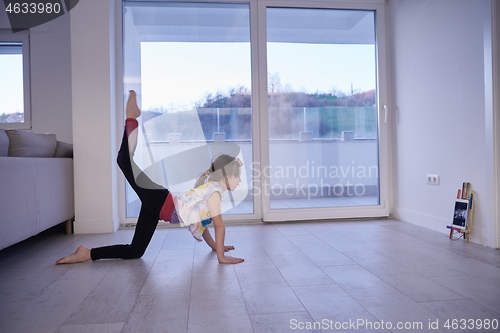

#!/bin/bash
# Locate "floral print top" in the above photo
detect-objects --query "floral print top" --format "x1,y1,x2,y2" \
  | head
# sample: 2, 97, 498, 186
175, 181, 223, 241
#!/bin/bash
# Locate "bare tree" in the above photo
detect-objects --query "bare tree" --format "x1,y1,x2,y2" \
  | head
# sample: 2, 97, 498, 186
268, 72, 282, 93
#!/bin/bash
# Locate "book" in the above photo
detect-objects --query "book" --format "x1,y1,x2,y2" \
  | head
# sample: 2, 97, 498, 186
461, 182, 471, 200
452, 199, 469, 229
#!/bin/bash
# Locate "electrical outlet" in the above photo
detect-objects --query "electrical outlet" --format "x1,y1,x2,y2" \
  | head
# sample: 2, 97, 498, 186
427, 174, 440, 185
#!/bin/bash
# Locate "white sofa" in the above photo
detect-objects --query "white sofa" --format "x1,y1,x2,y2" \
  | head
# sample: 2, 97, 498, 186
0, 129, 74, 250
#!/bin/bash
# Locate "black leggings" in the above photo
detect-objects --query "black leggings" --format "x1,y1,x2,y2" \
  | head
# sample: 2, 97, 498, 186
90, 128, 169, 260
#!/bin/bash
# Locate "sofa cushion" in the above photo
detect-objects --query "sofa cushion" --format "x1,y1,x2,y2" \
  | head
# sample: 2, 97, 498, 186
0, 129, 8, 156
6, 130, 57, 157
54, 141, 73, 158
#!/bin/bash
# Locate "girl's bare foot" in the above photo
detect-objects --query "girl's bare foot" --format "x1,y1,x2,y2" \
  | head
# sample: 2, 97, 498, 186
126, 90, 141, 119
55, 246, 91, 264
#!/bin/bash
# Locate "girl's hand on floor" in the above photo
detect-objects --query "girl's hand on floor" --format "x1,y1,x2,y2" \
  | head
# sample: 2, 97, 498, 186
213, 245, 235, 252
218, 255, 244, 264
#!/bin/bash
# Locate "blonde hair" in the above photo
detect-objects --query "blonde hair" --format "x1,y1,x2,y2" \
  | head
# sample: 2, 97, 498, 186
194, 154, 242, 188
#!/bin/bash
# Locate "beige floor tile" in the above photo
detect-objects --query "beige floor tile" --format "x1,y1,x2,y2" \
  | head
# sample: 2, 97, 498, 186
1, 219, 500, 333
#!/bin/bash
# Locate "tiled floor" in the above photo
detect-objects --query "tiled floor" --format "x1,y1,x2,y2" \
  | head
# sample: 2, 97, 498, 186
1, 219, 500, 333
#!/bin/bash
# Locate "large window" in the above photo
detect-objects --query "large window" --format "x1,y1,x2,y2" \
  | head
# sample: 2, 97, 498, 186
122, 0, 389, 223
265, 7, 379, 215
123, 2, 252, 218
0, 33, 30, 129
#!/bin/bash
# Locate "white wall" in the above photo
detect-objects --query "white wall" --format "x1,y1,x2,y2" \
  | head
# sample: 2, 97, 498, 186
70, 0, 120, 233
0, 2, 73, 143
389, 0, 499, 247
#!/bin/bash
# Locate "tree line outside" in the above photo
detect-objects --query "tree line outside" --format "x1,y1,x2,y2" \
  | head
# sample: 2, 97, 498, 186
0, 112, 24, 123
143, 74, 377, 142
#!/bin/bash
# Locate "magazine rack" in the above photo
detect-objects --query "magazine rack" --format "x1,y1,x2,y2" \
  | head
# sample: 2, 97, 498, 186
447, 183, 474, 244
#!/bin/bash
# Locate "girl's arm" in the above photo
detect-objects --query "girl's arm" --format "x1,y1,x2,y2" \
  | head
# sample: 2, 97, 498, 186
202, 228, 217, 250
212, 215, 244, 264
207, 193, 244, 264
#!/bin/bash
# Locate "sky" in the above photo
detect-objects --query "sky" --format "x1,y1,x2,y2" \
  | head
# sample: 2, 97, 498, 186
140, 42, 376, 111
140, 42, 252, 111
0, 54, 24, 115
1, 41, 376, 117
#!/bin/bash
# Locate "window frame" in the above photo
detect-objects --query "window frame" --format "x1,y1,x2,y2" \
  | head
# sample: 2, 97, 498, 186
0, 31, 31, 130
119, 0, 390, 224
257, 0, 391, 221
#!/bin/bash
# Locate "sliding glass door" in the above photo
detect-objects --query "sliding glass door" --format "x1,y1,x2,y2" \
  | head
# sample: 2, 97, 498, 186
122, 0, 389, 223
123, 1, 253, 219
261, 5, 387, 221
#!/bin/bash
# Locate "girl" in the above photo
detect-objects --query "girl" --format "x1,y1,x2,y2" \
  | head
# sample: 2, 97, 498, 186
56, 91, 244, 265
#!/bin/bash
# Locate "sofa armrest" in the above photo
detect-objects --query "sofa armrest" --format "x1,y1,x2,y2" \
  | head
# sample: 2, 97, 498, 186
0, 157, 39, 250
0, 157, 75, 250
35, 157, 74, 232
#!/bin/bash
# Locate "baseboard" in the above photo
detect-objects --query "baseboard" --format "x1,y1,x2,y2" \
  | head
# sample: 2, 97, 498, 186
73, 218, 119, 234
392, 207, 450, 235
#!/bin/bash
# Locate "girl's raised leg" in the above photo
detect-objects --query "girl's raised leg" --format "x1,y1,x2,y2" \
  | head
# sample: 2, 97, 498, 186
56, 91, 167, 264
125, 90, 141, 153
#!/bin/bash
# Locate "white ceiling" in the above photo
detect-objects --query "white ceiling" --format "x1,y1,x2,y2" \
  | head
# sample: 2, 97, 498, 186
125, 2, 375, 44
